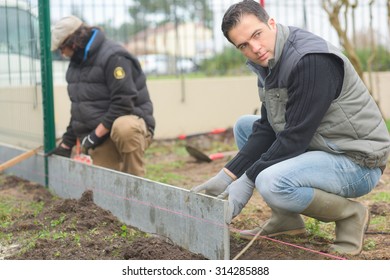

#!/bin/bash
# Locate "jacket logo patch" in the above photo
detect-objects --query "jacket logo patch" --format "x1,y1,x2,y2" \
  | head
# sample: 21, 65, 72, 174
114, 67, 125, 79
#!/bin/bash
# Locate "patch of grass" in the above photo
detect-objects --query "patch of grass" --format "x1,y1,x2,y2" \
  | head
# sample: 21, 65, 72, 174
305, 218, 334, 241
235, 204, 264, 229
0, 198, 44, 229
145, 140, 189, 184
230, 232, 249, 244
369, 192, 390, 203
208, 141, 237, 154
22, 240, 37, 254
88, 228, 99, 235
172, 144, 190, 157
385, 119, 390, 132
72, 232, 81, 246
369, 216, 389, 231
54, 251, 61, 257
50, 214, 66, 227
145, 136, 237, 185
0, 232, 13, 243
145, 141, 187, 157
146, 163, 185, 184
145, 143, 172, 157
120, 224, 148, 241
52, 231, 68, 240
364, 238, 376, 251
0, 198, 20, 225
37, 229, 51, 239
31, 201, 45, 217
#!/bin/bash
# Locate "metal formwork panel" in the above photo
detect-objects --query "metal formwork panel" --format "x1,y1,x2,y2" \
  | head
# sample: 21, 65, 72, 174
48, 156, 230, 260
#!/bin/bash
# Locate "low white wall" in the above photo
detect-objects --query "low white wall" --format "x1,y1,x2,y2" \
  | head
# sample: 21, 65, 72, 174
53, 76, 261, 139
363, 72, 390, 120
0, 86, 44, 148
54, 73, 390, 140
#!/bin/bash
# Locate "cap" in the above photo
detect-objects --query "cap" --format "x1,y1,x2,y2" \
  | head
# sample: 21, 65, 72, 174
51, 15, 83, 51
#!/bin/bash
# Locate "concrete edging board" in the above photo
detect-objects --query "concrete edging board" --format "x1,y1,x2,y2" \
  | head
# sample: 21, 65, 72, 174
48, 156, 230, 260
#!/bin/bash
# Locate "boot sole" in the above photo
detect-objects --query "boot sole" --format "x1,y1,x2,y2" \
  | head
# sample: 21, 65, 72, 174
235, 228, 307, 241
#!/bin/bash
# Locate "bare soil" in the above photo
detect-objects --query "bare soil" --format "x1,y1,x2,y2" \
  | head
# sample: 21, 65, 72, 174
1, 130, 389, 260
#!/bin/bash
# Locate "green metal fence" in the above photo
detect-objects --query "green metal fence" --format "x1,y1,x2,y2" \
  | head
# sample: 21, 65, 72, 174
0, 0, 389, 150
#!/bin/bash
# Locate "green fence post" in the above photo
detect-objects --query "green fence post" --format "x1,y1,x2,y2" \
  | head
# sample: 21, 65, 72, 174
38, 0, 56, 186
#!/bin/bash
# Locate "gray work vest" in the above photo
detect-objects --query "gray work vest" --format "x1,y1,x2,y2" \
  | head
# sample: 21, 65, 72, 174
248, 24, 390, 168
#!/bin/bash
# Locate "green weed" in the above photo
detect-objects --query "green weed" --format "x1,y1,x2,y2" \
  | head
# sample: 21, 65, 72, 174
0, 232, 13, 243
370, 192, 390, 203
119, 224, 148, 241
120, 225, 128, 237
305, 218, 334, 240
52, 231, 68, 240
50, 214, 66, 227
53, 251, 61, 257
369, 216, 389, 232
37, 230, 51, 239
72, 233, 81, 246
21, 240, 37, 254
364, 239, 376, 251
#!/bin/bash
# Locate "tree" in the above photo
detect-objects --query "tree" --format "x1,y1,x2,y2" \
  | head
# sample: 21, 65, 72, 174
128, 0, 213, 28
322, 0, 387, 118
321, 0, 364, 79
387, 0, 390, 39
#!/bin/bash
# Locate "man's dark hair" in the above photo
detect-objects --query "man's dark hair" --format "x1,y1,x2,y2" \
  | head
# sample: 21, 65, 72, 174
221, 0, 270, 44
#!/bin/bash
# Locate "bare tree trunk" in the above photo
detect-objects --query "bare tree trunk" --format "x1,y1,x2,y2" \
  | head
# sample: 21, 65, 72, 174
321, 0, 364, 80
366, 0, 385, 117
322, 0, 387, 119
388, 0, 390, 39
367, 0, 375, 94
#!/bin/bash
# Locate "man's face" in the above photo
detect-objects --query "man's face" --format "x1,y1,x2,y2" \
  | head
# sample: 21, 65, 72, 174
228, 14, 277, 67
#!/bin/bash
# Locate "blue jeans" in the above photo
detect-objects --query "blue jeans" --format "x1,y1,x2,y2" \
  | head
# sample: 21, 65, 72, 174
233, 115, 382, 213
233, 115, 261, 149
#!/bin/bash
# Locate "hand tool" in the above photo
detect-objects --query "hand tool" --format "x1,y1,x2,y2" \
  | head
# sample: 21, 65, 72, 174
185, 145, 236, 163
0, 146, 41, 172
73, 138, 93, 164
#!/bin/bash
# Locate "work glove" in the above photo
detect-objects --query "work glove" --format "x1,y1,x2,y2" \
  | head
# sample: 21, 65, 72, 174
217, 173, 255, 224
191, 169, 234, 196
81, 130, 107, 155
48, 143, 72, 158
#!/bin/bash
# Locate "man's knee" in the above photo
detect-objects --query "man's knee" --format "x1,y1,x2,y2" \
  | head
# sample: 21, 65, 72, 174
256, 168, 292, 205
112, 115, 145, 137
256, 169, 276, 200
111, 115, 147, 153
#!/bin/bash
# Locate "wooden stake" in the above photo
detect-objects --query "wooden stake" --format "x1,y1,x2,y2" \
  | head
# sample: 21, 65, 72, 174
0, 147, 41, 172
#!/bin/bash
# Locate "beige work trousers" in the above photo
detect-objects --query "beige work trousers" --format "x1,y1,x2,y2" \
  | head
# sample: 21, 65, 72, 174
89, 115, 152, 177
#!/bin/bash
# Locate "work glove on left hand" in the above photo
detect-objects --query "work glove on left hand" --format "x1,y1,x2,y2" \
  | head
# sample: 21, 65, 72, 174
217, 173, 255, 224
81, 130, 107, 155
191, 169, 234, 196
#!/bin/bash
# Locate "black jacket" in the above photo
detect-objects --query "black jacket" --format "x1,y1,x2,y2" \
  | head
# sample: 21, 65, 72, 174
62, 29, 155, 147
